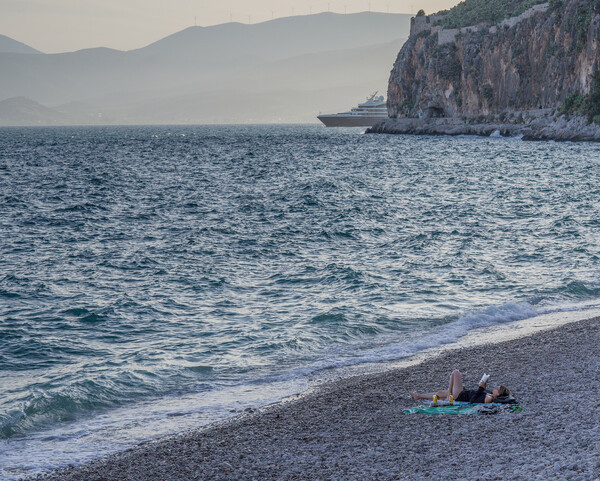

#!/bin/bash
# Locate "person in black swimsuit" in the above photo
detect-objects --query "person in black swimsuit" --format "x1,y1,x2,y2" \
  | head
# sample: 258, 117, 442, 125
409, 369, 509, 404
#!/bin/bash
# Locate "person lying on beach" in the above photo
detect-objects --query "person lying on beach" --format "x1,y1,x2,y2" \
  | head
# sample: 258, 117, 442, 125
409, 369, 510, 404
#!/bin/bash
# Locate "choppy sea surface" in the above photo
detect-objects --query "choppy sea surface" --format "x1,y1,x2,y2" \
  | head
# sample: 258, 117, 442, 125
1, 124, 600, 478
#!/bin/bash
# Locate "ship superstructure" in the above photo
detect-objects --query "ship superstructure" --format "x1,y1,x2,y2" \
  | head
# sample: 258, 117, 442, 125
317, 92, 388, 127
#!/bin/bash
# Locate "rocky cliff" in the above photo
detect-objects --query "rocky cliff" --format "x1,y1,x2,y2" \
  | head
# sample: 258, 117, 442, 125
374, 0, 600, 140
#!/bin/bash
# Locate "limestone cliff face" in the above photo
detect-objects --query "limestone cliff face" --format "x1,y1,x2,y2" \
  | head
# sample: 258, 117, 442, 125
388, 0, 600, 119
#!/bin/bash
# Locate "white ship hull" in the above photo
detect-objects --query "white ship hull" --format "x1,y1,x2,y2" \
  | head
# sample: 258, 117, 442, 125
317, 114, 387, 127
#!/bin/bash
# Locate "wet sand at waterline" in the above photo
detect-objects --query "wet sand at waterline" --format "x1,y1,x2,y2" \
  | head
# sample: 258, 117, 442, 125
33, 315, 600, 481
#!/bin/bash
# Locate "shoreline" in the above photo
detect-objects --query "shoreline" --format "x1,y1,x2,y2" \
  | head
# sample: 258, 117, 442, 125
31, 311, 600, 480
366, 114, 600, 142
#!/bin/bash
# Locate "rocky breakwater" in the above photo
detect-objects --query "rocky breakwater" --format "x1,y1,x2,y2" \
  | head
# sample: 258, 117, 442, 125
368, 0, 600, 141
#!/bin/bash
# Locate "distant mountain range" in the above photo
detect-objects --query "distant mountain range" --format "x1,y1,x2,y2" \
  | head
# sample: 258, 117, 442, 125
0, 13, 411, 125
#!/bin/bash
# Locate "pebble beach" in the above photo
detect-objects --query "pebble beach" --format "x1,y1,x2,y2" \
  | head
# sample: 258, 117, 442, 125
31, 315, 600, 481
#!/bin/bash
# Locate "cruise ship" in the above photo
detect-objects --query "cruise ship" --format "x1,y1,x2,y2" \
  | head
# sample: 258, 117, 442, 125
317, 92, 388, 127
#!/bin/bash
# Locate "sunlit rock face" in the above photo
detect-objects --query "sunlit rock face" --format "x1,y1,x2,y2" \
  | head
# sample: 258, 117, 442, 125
387, 0, 600, 119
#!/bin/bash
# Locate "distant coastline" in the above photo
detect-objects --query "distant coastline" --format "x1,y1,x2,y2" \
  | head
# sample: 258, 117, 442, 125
0, 13, 410, 126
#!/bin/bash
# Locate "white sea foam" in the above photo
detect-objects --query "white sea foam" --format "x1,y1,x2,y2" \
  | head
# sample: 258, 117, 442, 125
332, 299, 600, 369
0, 379, 308, 480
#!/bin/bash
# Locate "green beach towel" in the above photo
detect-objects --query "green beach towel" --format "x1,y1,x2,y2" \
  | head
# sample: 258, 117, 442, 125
404, 402, 523, 415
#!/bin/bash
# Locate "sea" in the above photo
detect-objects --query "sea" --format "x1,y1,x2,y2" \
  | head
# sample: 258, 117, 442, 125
1, 124, 600, 479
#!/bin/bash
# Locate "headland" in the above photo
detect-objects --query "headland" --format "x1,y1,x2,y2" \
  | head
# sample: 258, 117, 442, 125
369, 0, 600, 141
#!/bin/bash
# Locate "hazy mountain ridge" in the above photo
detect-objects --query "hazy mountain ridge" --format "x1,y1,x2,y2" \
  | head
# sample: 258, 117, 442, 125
97, 39, 408, 124
0, 34, 40, 54
0, 97, 68, 125
137, 13, 410, 60
0, 12, 411, 125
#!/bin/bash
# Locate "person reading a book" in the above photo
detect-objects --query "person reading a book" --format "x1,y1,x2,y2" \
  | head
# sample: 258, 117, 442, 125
409, 370, 510, 404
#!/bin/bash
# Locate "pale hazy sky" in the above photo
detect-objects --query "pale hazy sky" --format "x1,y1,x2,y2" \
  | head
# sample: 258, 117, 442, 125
0, 0, 460, 53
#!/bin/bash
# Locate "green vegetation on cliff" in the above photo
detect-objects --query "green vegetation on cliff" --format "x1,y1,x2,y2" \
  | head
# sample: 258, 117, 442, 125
563, 0, 597, 48
588, 70, 600, 123
437, 0, 546, 28
560, 70, 600, 124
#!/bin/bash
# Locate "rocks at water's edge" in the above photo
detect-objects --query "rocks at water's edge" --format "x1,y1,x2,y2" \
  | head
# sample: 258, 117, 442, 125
367, 112, 600, 141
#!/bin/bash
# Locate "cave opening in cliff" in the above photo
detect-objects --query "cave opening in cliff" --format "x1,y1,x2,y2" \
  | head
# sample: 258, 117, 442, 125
425, 106, 446, 118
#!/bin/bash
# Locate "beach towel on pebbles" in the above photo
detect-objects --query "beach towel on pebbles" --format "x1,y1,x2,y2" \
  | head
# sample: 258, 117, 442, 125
403, 402, 523, 415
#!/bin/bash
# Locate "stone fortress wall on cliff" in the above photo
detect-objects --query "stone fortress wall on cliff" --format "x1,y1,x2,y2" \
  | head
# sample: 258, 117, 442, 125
410, 3, 549, 45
